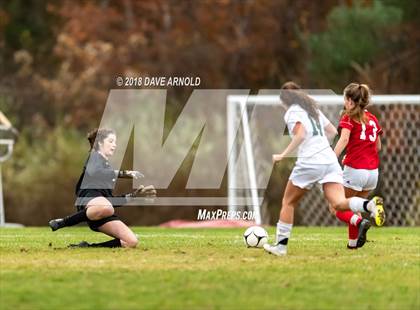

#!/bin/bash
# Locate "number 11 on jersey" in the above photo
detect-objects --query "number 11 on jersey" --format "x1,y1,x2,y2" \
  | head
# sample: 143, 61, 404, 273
309, 116, 323, 136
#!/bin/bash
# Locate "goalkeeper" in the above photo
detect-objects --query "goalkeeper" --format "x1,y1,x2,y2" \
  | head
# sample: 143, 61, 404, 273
48, 128, 156, 248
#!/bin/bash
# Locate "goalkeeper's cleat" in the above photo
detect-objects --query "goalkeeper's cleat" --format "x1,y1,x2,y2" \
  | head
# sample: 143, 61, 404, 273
48, 218, 65, 231
68, 241, 91, 248
263, 243, 287, 256
356, 219, 371, 248
370, 196, 385, 226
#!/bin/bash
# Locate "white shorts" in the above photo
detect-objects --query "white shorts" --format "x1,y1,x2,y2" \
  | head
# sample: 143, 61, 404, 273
343, 165, 378, 191
289, 161, 343, 190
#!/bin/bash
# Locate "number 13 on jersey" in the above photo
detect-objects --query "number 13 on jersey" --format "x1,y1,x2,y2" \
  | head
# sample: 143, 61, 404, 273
360, 120, 378, 141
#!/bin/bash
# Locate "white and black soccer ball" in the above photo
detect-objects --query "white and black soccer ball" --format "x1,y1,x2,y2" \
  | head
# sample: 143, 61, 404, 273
243, 226, 268, 248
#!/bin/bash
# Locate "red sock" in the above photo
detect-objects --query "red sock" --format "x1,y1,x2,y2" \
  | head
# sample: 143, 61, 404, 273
349, 224, 359, 240
336, 211, 362, 242
336, 211, 356, 224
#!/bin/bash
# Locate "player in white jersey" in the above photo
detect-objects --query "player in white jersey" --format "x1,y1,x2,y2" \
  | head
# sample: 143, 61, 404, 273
264, 82, 384, 256
283, 100, 341, 188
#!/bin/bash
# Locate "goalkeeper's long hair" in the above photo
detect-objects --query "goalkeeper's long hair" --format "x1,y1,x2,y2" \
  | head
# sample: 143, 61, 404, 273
87, 128, 115, 151
280, 81, 319, 120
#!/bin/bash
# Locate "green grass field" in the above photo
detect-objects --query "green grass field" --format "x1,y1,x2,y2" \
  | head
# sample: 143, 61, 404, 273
0, 227, 419, 310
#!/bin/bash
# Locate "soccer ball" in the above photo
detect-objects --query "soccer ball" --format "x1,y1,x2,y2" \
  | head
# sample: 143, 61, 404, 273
243, 226, 268, 248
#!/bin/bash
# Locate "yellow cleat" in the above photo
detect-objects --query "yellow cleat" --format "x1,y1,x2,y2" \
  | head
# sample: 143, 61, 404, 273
372, 196, 385, 226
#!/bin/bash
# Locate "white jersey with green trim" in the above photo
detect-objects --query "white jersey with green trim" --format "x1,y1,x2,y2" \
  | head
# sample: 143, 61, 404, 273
284, 104, 337, 165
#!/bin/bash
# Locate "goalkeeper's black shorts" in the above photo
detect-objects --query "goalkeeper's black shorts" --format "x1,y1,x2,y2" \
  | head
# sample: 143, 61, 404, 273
76, 189, 120, 232
86, 214, 119, 232
76, 189, 113, 209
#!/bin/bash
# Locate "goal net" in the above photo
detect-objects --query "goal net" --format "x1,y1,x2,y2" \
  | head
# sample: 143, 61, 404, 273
227, 93, 420, 226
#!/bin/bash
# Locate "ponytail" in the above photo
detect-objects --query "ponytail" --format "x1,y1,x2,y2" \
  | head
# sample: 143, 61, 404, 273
343, 83, 371, 123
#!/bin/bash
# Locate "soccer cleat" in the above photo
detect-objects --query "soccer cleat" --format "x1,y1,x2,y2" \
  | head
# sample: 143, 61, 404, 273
347, 244, 357, 250
68, 241, 91, 248
370, 196, 385, 226
356, 219, 371, 248
263, 243, 287, 256
48, 218, 65, 231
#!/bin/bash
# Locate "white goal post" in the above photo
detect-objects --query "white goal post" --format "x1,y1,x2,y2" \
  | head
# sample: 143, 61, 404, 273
227, 94, 420, 226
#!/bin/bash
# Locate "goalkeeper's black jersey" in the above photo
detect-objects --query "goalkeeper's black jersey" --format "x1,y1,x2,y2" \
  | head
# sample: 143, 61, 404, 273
75, 151, 117, 197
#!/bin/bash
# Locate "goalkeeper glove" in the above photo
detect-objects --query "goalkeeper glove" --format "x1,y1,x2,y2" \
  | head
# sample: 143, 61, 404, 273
118, 170, 145, 179
125, 185, 157, 198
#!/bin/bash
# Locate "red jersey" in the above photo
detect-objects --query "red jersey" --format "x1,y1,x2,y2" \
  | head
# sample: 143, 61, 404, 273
339, 111, 382, 169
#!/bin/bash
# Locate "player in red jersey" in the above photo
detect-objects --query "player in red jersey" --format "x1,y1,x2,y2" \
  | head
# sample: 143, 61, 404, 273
333, 83, 385, 249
